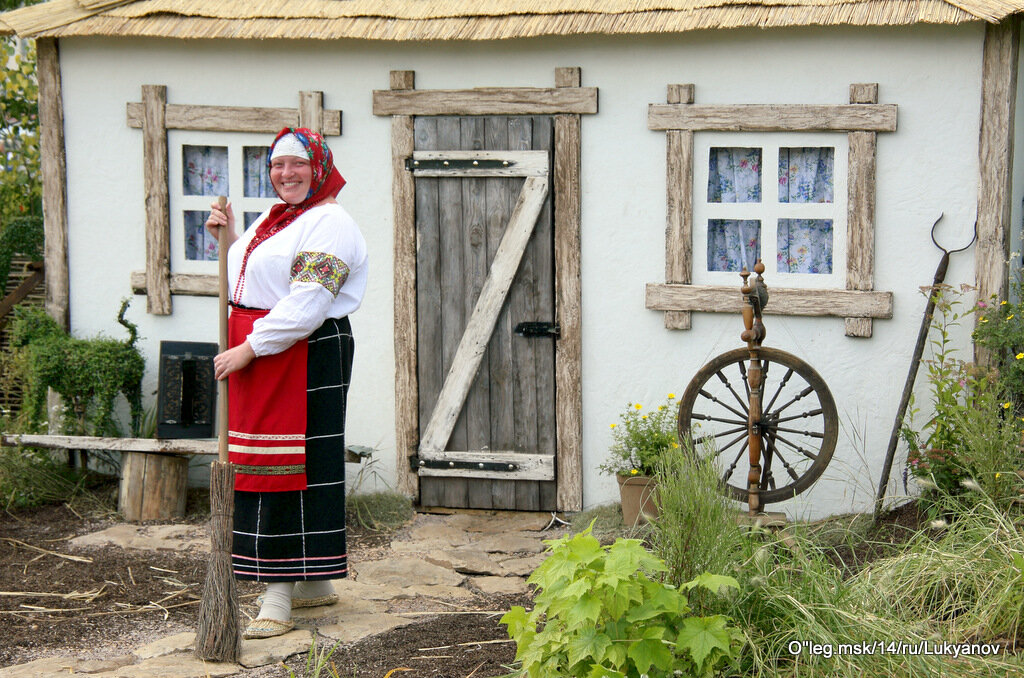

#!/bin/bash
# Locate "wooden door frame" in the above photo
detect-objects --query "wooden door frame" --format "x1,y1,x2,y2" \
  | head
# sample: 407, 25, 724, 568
372, 68, 597, 511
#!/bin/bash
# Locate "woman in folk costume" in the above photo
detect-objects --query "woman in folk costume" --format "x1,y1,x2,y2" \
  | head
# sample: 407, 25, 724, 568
206, 127, 367, 639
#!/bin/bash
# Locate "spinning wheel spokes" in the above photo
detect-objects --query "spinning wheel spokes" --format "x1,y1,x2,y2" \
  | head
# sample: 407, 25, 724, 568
678, 347, 838, 505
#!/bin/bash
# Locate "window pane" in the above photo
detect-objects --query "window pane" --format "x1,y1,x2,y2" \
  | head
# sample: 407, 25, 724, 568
243, 212, 263, 230
244, 146, 276, 198
708, 147, 761, 203
778, 147, 833, 203
183, 146, 228, 196
184, 210, 219, 261
777, 219, 833, 274
708, 219, 760, 272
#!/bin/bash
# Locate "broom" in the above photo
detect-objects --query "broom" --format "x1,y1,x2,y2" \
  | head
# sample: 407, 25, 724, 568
195, 195, 241, 661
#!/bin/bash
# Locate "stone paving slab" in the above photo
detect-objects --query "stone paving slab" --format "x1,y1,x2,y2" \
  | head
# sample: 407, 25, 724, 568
354, 557, 466, 588
69, 524, 208, 552
497, 553, 547, 577
471, 575, 530, 596
425, 549, 509, 576
108, 654, 238, 677
133, 631, 195, 659
238, 629, 314, 669
0, 655, 136, 678
318, 612, 416, 644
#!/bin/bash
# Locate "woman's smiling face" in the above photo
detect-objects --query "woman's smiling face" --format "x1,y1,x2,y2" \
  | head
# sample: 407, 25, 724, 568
270, 155, 313, 205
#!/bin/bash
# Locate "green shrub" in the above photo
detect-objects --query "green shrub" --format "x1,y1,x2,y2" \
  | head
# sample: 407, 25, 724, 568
345, 491, 413, 531
649, 440, 748, 595
973, 265, 1024, 410
501, 527, 743, 677
600, 395, 680, 477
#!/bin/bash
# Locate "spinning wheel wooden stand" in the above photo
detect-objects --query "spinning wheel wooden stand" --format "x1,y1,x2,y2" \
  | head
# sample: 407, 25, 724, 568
677, 262, 839, 516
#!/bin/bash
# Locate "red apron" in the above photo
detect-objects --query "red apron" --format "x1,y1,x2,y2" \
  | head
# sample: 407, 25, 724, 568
227, 307, 308, 492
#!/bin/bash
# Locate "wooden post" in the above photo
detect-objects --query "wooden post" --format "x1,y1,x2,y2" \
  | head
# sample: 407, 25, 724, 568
37, 38, 69, 331
846, 83, 880, 338
976, 19, 1019, 365
665, 84, 695, 330
298, 90, 326, 134
142, 85, 171, 315
118, 452, 189, 521
554, 66, 584, 512
389, 71, 420, 500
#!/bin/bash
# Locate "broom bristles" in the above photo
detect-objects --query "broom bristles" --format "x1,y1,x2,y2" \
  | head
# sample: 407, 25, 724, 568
194, 460, 241, 661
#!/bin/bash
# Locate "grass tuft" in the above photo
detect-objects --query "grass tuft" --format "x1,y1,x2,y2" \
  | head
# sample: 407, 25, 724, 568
346, 491, 413, 532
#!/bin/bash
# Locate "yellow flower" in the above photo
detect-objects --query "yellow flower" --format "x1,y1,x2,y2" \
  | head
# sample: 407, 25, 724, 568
1008, 314, 1016, 321
668, 393, 676, 399
658, 405, 666, 411
610, 423, 616, 429
635, 403, 642, 410
641, 415, 648, 420
1002, 402, 1012, 409
630, 469, 639, 475
1017, 352, 1024, 360
980, 317, 989, 323
1001, 300, 1008, 306
996, 473, 1002, 480
672, 443, 680, 448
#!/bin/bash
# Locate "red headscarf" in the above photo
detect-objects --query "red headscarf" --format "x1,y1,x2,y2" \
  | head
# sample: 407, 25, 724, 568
232, 128, 346, 304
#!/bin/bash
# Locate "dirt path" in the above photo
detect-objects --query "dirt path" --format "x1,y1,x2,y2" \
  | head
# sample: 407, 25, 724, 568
0, 502, 552, 677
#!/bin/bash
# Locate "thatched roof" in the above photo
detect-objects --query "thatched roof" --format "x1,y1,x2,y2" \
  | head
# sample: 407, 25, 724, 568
2, 0, 1021, 40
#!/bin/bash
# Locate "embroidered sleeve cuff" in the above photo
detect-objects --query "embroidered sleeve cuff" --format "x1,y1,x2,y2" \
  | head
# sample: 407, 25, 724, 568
290, 251, 350, 297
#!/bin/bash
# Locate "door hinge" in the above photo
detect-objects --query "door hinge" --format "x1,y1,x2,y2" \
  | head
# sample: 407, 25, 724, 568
405, 157, 515, 172
409, 456, 520, 473
514, 321, 560, 338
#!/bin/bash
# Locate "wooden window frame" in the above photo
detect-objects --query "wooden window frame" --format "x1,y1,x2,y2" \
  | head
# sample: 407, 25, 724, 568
372, 68, 595, 511
645, 83, 896, 338
126, 86, 342, 314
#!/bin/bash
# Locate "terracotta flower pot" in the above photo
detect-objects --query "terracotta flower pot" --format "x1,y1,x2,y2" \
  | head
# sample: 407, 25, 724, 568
617, 474, 659, 526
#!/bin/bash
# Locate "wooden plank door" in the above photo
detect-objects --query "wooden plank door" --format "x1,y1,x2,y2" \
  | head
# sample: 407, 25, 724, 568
415, 115, 557, 511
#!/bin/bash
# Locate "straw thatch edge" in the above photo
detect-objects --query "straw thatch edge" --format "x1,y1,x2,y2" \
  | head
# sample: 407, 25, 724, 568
3, 0, 1020, 40
1, 5, 1005, 41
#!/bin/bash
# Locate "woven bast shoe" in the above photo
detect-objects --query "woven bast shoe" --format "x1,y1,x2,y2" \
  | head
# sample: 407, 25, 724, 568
243, 617, 294, 639
255, 593, 339, 609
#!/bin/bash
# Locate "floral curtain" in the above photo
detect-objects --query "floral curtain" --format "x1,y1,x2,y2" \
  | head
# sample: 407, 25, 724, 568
184, 210, 218, 261
778, 147, 833, 203
708, 147, 762, 203
777, 219, 833, 274
708, 219, 761, 272
183, 145, 228, 196
244, 146, 275, 198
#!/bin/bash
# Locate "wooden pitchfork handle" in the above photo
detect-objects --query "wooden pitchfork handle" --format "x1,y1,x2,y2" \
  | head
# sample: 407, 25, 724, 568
217, 196, 229, 464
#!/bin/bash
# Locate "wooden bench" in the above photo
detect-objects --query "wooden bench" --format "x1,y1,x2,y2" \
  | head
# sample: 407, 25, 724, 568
2, 434, 374, 521
1, 433, 214, 521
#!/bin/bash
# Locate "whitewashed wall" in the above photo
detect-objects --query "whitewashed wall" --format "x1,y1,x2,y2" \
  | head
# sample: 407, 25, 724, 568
58, 23, 985, 518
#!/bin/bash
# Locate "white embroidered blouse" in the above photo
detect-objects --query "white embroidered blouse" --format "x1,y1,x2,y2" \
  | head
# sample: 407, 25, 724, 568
226, 203, 367, 357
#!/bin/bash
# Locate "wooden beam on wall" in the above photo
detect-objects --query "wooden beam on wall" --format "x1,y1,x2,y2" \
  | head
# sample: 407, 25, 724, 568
846, 83, 880, 338
388, 71, 420, 500
664, 84, 694, 331
127, 101, 342, 135
976, 18, 1020, 365
645, 283, 893, 319
130, 270, 216, 296
554, 66, 584, 512
141, 85, 171, 315
648, 103, 898, 132
37, 38, 69, 330
372, 86, 598, 116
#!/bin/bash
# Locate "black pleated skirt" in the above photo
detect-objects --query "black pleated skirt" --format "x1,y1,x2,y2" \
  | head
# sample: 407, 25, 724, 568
231, 316, 353, 581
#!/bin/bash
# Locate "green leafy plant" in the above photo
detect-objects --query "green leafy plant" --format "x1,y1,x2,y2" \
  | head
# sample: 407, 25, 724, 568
649, 440, 748, 595
599, 395, 680, 477
501, 526, 743, 677
973, 263, 1024, 413
1, 35, 42, 226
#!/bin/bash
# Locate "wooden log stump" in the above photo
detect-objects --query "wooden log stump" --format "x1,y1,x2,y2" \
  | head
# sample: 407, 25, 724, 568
119, 451, 188, 521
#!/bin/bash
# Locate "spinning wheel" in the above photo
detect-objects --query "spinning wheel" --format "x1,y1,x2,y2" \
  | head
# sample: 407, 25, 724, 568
676, 263, 839, 511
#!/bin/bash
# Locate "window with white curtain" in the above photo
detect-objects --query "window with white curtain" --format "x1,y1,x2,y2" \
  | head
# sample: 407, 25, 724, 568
170, 132, 279, 270
695, 133, 846, 288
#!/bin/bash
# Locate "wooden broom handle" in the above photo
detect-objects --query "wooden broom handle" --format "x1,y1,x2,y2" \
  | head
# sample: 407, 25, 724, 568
217, 196, 230, 463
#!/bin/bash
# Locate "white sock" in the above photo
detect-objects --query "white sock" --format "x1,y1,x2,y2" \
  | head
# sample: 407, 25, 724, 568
258, 582, 294, 622
294, 580, 334, 599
